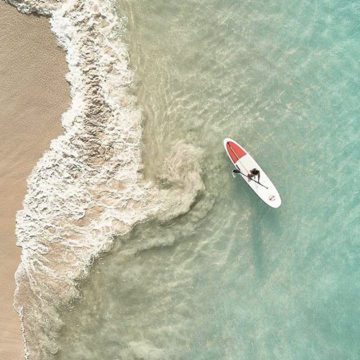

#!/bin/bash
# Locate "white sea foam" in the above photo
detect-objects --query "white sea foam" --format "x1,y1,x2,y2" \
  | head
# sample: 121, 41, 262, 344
6, 0, 204, 359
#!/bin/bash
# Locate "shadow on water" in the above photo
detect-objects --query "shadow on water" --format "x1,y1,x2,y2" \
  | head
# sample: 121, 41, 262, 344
249, 202, 281, 282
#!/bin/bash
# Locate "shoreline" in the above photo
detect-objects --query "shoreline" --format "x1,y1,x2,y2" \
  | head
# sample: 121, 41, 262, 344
0, 2, 70, 358
7, 1, 153, 358
4, 1, 202, 358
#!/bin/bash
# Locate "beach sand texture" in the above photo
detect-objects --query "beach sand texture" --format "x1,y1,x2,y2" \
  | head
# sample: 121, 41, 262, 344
0, 2, 69, 358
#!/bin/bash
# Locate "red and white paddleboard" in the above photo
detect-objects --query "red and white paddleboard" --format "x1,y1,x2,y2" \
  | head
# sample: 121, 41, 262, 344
224, 138, 281, 208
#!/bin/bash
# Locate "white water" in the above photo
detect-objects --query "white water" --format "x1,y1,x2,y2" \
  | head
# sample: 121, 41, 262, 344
7, 1, 203, 358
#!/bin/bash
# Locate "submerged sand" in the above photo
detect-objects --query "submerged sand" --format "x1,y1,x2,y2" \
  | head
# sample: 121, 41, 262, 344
0, 2, 69, 358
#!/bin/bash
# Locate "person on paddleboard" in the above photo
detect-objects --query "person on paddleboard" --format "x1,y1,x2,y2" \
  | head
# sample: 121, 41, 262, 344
232, 168, 260, 182
248, 168, 260, 181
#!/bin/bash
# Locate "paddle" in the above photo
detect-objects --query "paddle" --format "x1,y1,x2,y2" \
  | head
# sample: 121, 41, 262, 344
227, 144, 269, 189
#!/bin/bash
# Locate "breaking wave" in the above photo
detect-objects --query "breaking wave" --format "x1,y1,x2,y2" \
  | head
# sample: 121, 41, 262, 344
6, 1, 204, 359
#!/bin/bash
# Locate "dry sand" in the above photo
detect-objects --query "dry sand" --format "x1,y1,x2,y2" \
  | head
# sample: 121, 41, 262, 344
0, 2, 69, 358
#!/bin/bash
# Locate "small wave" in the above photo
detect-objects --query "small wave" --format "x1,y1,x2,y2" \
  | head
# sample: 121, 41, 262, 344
7, 0, 204, 359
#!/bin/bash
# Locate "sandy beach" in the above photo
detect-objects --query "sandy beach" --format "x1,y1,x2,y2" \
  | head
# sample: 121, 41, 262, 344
0, 2, 69, 358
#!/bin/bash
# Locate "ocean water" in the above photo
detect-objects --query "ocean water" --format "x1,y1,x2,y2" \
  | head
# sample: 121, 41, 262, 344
55, 0, 359, 359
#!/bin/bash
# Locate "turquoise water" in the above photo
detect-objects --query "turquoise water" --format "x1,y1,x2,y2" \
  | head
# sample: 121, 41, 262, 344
57, 0, 359, 359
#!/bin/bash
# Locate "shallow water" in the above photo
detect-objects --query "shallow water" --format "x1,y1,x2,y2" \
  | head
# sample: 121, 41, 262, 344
57, 0, 359, 359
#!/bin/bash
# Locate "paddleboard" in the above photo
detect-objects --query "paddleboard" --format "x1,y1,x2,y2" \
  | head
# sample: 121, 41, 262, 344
224, 138, 281, 208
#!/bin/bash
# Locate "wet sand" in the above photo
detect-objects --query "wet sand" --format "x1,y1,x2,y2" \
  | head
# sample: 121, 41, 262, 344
0, 2, 69, 359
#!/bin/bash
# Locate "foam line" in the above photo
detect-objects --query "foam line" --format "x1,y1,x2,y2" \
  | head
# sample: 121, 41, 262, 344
5, 0, 204, 358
